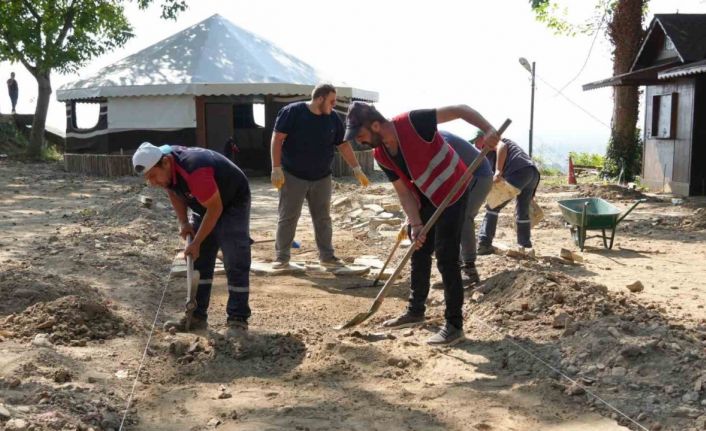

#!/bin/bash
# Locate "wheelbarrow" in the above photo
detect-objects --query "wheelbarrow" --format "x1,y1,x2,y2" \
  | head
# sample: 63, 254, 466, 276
557, 198, 645, 251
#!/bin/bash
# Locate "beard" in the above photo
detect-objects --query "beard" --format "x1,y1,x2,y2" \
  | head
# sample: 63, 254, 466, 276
362, 131, 384, 149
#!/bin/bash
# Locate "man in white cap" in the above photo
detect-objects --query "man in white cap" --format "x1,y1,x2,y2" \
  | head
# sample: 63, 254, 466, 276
133, 142, 252, 332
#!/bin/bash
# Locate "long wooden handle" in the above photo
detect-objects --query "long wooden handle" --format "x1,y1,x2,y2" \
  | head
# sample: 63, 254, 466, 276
372, 224, 407, 286
372, 119, 512, 304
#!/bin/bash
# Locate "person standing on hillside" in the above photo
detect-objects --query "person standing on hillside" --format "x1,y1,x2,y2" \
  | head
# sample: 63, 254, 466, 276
270, 83, 370, 269
7, 72, 18, 114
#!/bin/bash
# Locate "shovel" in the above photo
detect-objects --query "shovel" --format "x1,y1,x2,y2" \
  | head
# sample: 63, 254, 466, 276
183, 235, 200, 331
346, 224, 407, 290
337, 119, 512, 330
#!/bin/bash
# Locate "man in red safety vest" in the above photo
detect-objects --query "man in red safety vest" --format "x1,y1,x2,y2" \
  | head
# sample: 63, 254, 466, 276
344, 102, 499, 345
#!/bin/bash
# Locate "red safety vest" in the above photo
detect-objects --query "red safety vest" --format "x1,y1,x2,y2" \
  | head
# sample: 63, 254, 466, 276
374, 113, 469, 207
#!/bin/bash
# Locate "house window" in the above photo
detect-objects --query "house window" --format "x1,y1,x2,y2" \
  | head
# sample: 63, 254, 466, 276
664, 36, 675, 51
651, 93, 677, 139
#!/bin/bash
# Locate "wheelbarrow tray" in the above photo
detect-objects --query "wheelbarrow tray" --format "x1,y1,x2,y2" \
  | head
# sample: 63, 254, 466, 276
558, 198, 621, 230
557, 197, 643, 251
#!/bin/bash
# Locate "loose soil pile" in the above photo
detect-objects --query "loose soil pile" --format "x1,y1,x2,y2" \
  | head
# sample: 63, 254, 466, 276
1, 295, 131, 345
466, 262, 706, 431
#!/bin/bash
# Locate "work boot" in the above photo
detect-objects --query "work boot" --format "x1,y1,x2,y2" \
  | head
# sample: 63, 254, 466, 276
477, 243, 494, 256
271, 259, 289, 269
462, 263, 480, 286
163, 314, 208, 332
381, 313, 425, 329
320, 255, 344, 268
426, 323, 465, 346
223, 316, 249, 339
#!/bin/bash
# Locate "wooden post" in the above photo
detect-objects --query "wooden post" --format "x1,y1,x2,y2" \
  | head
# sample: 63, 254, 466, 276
332, 149, 374, 177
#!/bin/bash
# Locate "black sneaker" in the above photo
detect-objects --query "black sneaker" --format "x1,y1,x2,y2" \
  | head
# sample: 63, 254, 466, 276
477, 243, 495, 256
320, 256, 344, 268
426, 323, 465, 346
163, 314, 208, 332
462, 263, 480, 286
381, 313, 425, 329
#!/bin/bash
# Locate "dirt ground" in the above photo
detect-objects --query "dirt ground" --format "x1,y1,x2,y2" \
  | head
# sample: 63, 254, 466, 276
1, 160, 705, 431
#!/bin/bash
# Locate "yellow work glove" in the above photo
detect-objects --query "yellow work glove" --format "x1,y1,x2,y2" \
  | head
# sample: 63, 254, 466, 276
397, 225, 408, 242
271, 166, 285, 189
352, 166, 370, 187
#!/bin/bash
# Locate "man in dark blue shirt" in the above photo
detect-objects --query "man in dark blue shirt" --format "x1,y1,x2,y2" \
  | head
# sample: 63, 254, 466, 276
132, 143, 252, 334
270, 84, 369, 268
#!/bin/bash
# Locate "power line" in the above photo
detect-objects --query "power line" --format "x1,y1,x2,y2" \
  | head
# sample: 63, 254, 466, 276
535, 74, 612, 129
556, 8, 608, 94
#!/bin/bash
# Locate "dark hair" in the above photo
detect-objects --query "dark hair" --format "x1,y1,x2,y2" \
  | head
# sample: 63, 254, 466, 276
363, 105, 386, 125
312, 83, 336, 100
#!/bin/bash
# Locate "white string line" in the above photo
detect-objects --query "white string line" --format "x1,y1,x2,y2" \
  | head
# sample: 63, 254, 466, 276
467, 314, 650, 431
118, 272, 172, 431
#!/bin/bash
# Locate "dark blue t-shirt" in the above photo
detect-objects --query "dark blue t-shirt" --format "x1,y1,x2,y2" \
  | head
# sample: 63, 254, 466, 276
486, 138, 535, 176
274, 102, 344, 181
164, 145, 250, 215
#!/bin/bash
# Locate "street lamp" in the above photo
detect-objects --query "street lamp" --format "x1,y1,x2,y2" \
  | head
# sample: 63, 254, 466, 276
519, 57, 536, 158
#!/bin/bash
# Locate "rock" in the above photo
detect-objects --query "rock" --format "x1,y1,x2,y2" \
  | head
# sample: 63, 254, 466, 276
218, 391, 232, 399
0, 404, 11, 418
672, 406, 701, 418
363, 204, 384, 214
611, 367, 627, 377
114, 369, 129, 379
696, 415, 706, 429
695, 376, 704, 392
552, 312, 573, 329
32, 333, 53, 348
207, 417, 222, 427
626, 281, 644, 293
4, 419, 28, 430
332, 196, 351, 208
565, 384, 585, 396
682, 391, 700, 403
382, 202, 401, 213
53, 369, 72, 383
620, 345, 642, 358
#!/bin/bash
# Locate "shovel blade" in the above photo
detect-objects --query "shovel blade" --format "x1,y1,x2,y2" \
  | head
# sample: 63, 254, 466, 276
336, 300, 383, 330
336, 311, 373, 330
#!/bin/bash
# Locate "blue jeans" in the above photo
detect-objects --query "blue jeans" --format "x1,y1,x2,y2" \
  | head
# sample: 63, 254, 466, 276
190, 200, 252, 321
407, 192, 467, 329
479, 166, 540, 248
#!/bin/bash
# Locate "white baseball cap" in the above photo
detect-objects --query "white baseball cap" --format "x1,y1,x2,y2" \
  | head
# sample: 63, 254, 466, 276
132, 142, 164, 174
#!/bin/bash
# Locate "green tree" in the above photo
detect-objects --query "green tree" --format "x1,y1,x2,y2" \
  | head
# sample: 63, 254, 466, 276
529, 0, 648, 181
0, 0, 187, 158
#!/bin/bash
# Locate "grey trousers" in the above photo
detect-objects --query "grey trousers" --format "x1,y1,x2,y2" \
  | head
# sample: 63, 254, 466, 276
275, 170, 334, 262
460, 175, 493, 265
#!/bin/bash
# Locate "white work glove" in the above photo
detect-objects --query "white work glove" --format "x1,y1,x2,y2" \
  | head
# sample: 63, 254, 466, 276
352, 166, 370, 187
271, 166, 285, 189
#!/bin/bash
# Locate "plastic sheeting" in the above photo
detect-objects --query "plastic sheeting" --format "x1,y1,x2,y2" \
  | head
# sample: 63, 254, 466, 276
108, 96, 196, 129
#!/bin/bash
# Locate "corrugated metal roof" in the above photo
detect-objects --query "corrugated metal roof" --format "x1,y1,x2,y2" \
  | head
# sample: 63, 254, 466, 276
57, 14, 377, 102
659, 59, 706, 79
582, 61, 678, 91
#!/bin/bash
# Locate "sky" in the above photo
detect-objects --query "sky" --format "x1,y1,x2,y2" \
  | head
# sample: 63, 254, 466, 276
1, 0, 704, 167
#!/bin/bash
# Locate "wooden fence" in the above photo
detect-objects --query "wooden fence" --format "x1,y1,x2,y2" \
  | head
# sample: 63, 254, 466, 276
332, 149, 374, 177
64, 154, 134, 177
